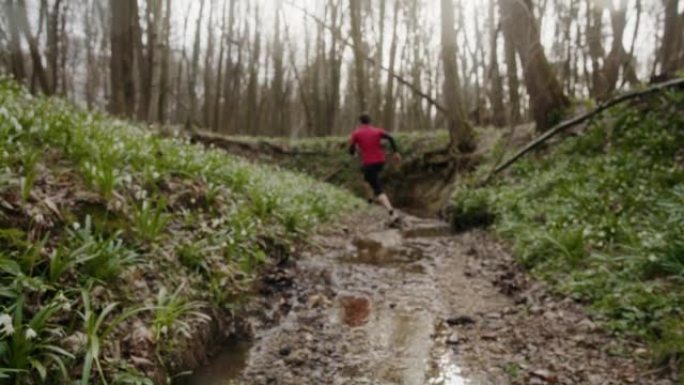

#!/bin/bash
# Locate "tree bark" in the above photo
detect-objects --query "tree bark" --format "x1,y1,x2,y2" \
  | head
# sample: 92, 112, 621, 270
16, 0, 51, 94
4, 0, 26, 83
488, 0, 507, 127
504, 26, 521, 124
382, 2, 400, 131
188, 0, 206, 126
146, 0, 164, 122
109, 0, 140, 117
441, 0, 476, 152
660, 0, 683, 76
500, 0, 570, 131
349, 0, 367, 112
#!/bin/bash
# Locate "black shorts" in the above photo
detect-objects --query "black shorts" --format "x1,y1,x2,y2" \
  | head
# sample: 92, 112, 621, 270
362, 162, 385, 196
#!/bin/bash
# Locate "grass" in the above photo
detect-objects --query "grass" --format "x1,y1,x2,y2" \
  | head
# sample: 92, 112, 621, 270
0, 77, 360, 383
451, 90, 684, 375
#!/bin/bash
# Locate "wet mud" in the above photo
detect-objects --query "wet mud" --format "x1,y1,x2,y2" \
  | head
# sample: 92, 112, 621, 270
180, 210, 669, 385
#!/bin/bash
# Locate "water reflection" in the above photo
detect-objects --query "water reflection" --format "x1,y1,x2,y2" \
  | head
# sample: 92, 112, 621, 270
428, 353, 470, 385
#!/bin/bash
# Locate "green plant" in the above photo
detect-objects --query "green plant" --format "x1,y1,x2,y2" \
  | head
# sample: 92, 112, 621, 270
132, 198, 169, 241
20, 150, 40, 204
0, 295, 74, 383
79, 290, 149, 385
67, 216, 140, 282
450, 188, 496, 232
152, 285, 209, 342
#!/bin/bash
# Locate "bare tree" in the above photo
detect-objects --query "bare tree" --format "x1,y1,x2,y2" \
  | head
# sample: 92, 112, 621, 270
500, 0, 569, 131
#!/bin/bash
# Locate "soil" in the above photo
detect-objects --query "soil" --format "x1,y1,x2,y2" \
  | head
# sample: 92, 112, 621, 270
177, 209, 671, 385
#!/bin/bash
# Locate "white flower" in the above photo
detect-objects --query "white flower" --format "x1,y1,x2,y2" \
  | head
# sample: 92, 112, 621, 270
0, 314, 14, 336
25, 328, 37, 340
72, 222, 81, 230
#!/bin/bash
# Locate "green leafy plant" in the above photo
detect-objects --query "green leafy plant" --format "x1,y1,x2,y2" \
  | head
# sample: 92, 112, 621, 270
0, 295, 74, 383
79, 290, 149, 385
132, 198, 169, 241
152, 285, 209, 342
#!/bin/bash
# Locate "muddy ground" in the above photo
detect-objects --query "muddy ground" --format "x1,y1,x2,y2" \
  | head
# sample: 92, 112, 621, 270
179, 209, 671, 385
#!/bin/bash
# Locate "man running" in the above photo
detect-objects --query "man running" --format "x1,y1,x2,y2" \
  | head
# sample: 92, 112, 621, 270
349, 113, 401, 220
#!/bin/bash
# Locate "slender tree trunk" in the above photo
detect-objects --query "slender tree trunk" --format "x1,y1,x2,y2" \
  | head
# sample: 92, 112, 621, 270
84, 0, 95, 108
382, 2, 400, 131
4, 0, 26, 83
503, 21, 521, 124
488, 0, 507, 127
441, 0, 475, 152
109, 0, 140, 117
202, 0, 215, 129
349, 0, 367, 112
47, 0, 63, 92
16, 0, 51, 94
660, 0, 683, 76
188, 0, 206, 126
158, 0, 172, 123
146, 0, 164, 122
500, 0, 569, 131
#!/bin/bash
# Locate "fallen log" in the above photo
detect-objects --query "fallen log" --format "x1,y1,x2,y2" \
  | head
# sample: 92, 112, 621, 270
488, 77, 684, 182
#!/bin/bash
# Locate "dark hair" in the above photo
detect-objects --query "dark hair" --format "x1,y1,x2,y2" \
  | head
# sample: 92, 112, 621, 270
359, 113, 372, 125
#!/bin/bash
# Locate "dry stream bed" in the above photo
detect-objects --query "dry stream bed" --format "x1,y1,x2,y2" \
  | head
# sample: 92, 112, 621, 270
177, 211, 668, 385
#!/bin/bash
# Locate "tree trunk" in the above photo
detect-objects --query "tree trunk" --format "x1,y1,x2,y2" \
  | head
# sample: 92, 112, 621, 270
488, 0, 507, 127
188, 0, 206, 126
503, 24, 521, 124
349, 0, 367, 113
146, 0, 164, 122
441, 0, 476, 152
382, 2, 400, 130
660, 0, 683, 76
16, 0, 51, 94
158, 0, 172, 123
4, 0, 26, 83
109, 0, 140, 117
47, 0, 63, 92
500, 0, 569, 131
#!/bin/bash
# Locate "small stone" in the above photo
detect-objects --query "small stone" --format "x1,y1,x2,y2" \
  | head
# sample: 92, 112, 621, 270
446, 332, 461, 345
446, 315, 476, 326
278, 346, 292, 356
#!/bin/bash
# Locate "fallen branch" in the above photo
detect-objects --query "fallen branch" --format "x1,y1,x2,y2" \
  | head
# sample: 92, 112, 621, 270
488, 77, 684, 181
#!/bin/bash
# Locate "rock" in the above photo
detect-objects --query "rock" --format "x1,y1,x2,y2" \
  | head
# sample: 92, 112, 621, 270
279, 345, 293, 357
446, 332, 461, 345
446, 315, 476, 326
284, 349, 308, 366
531, 369, 558, 383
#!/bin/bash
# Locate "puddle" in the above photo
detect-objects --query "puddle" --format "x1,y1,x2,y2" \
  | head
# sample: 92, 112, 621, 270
340, 295, 372, 327
174, 339, 250, 385
428, 353, 471, 385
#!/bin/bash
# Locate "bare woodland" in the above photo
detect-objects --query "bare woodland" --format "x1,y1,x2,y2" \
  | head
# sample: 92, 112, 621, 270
1, 0, 683, 143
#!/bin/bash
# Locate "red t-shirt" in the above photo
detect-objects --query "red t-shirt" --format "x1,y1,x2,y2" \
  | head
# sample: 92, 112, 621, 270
350, 125, 387, 166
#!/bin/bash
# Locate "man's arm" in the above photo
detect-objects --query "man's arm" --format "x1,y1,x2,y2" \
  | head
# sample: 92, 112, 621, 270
349, 133, 357, 156
381, 133, 398, 153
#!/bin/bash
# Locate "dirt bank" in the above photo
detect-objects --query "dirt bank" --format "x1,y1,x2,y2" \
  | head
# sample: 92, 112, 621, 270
179, 209, 670, 385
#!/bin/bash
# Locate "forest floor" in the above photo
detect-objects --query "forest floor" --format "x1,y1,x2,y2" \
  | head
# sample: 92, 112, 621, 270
180, 209, 669, 385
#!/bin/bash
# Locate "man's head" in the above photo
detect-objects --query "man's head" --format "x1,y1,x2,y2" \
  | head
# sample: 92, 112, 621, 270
359, 113, 372, 125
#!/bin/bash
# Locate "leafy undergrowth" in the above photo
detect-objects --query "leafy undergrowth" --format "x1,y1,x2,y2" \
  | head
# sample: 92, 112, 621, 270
452, 90, 684, 374
0, 78, 360, 384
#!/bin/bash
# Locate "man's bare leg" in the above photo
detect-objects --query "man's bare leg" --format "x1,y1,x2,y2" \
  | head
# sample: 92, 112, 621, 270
376, 193, 396, 217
